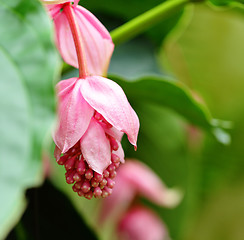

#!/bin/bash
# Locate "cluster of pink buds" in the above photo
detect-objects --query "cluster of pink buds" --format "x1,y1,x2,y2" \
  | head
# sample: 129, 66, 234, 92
41, 0, 139, 199
57, 141, 120, 199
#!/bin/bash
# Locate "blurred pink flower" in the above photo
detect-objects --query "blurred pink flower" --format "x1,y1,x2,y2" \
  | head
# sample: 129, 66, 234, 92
118, 206, 169, 240
53, 77, 139, 199
100, 160, 181, 221
44, 1, 114, 76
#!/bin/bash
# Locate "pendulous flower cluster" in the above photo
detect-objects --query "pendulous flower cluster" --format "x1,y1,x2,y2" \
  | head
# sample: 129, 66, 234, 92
41, 0, 139, 199
53, 76, 139, 199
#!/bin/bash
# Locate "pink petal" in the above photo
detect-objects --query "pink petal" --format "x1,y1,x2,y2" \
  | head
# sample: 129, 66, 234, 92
80, 118, 111, 174
53, 78, 94, 153
120, 160, 182, 207
53, 5, 114, 76
53, 10, 78, 68
73, 0, 79, 6
75, 6, 114, 75
80, 76, 139, 147
57, 77, 77, 95
118, 206, 168, 240
54, 145, 62, 160
105, 127, 124, 142
45, 4, 63, 19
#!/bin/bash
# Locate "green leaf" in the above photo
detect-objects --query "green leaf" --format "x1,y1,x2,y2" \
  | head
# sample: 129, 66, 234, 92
0, 0, 60, 238
109, 74, 229, 143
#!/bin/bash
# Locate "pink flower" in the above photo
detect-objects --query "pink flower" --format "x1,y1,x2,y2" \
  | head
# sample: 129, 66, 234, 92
118, 206, 169, 240
53, 77, 139, 199
45, 1, 114, 76
100, 160, 181, 221
98, 160, 181, 239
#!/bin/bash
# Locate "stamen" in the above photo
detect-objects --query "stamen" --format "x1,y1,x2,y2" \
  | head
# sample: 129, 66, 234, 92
103, 170, 110, 178
73, 172, 82, 182
91, 179, 99, 188
94, 172, 103, 182
57, 155, 68, 165
81, 180, 91, 193
76, 159, 86, 175
94, 187, 102, 198
84, 191, 93, 200
109, 136, 119, 151
107, 178, 115, 188
85, 168, 93, 180
65, 155, 77, 170
111, 154, 120, 163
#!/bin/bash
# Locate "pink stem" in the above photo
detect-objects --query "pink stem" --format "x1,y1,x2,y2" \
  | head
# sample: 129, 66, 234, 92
63, 3, 88, 78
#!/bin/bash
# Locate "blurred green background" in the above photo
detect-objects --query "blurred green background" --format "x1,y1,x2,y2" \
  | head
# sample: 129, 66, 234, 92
1, 0, 244, 239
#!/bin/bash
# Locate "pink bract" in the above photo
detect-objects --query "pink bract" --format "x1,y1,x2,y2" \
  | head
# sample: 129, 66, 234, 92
53, 77, 139, 175
47, 3, 114, 76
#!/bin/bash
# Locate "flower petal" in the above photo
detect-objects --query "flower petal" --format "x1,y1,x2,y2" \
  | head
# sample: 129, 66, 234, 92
118, 206, 168, 240
120, 160, 182, 207
105, 127, 124, 142
52, 5, 114, 76
57, 77, 77, 96
80, 118, 111, 174
53, 78, 94, 153
75, 6, 114, 75
53, 10, 78, 68
81, 76, 139, 147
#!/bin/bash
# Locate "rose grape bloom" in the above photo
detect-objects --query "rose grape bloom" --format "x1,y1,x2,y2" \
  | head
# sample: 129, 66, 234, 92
43, 0, 114, 76
100, 160, 181, 219
99, 160, 181, 239
53, 77, 139, 199
118, 206, 169, 240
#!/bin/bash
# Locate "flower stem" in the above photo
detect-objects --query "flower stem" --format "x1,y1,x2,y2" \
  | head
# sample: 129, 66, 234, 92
63, 3, 88, 78
111, 0, 191, 45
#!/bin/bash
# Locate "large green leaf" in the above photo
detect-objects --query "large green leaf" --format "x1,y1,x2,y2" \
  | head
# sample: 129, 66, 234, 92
109, 75, 230, 144
0, 0, 60, 238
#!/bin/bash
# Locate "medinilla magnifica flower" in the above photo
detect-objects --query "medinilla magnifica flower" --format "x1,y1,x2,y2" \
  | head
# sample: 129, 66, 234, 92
53, 77, 139, 199
98, 160, 180, 239
97, 159, 181, 240
118, 206, 169, 240
100, 160, 181, 220
42, 0, 114, 76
